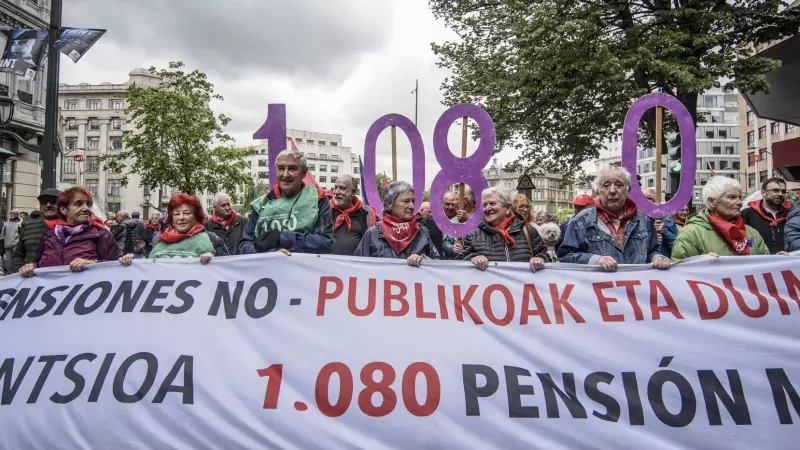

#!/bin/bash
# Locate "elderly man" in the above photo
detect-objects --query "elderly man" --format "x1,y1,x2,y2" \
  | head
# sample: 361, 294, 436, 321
205, 193, 245, 255
558, 168, 670, 271
329, 175, 376, 255
742, 177, 790, 254
443, 187, 477, 258
443, 192, 459, 221
643, 187, 679, 257
240, 150, 334, 254
9, 189, 60, 273
1, 208, 21, 270
418, 201, 444, 255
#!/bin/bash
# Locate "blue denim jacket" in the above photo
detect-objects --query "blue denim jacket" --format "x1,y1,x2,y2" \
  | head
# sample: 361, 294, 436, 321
556, 206, 663, 264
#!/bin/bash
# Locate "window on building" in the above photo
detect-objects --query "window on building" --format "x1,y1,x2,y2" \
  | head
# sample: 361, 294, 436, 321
319, 154, 328, 160
330, 165, 338, 173
87, 100, 100, 110
747, 152, 755, 167
85, 157, 99, 173
259, 148, 266, 155
759, 148, 767, 160
725, 146, 735, 155
295, 138, 302, 143
308, 164, 315, 171
747, 131, 755, 146
63, 158, 77, 174
307, 153, 316, 159
107, 180, 121, 197
258, 172, 268, 179
315, 140, 323, 145
65, 137, 77, 150
111, 118, 122, 130
87, 137, 99, 150
353, 166, 360, 174
712, 146, 721, 155
85, 180, 98, 197
106, 202, 120, 212
331, 177, 338, 183
319, 176, 327, 183
705, 129, 714, 139
67, 119, 78, 130
331, 142, 337, 147
319, 165, 327, 172
258, 159, 267, 167
758, 126, 767, 139
65, 100, 77, 110
733, 161, 740, 170
110, 99, 123, 109
89, 118, 99, 130
707, 161, 716, 170
760, 170, 768, 181
771, 122, 780, 135
111, 137, 123, 150
720, 160, 729, 170
718, 129, 727, 139
746, 111, 755, 125
788, 124, 796, 133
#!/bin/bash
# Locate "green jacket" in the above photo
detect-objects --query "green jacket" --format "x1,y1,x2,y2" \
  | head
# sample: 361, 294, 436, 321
10, 215, 48, 273
150, 232, 216, 260
671, 210, 769, 261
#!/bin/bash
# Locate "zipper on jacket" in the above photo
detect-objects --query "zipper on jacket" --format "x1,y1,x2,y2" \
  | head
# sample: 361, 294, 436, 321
504, 242, 510, 262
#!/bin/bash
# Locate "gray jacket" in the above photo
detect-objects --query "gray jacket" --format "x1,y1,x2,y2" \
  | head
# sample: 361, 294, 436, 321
2, 219, 21, 251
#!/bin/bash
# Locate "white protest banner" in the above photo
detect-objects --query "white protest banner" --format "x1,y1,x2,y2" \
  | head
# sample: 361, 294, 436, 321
1, 254, 799, 449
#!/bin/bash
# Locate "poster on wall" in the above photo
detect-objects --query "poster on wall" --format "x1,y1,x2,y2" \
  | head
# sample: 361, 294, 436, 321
54, 27, 106, 63
0, 28, 48, 80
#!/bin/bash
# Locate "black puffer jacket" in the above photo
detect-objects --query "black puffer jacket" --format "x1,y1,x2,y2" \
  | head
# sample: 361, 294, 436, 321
458, 216, 551, 262
354, 224, 440, 259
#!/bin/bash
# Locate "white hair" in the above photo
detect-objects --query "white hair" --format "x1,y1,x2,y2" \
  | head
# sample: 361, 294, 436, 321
212, 193, 231, 207
702, 176, 741, 209
383, 181, 415, 213
593, 167, 632, 191
482, 186, 516, 207
275, 149, 308, 173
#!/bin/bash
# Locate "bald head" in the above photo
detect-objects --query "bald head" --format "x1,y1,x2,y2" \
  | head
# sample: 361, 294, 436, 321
333, 174, 357, 208
443, 192, 459, 219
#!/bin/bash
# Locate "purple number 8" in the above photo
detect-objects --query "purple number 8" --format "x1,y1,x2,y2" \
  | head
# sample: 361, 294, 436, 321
622, 93, 696, 218
430, 104, 495, 238
363, 114, 426, 213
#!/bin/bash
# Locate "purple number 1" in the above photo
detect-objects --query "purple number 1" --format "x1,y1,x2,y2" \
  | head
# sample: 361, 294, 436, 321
253, 104, 287, 188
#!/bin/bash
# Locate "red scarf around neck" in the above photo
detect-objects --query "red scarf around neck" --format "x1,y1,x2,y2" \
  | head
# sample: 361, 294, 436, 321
331, 196, 364, 231
748, 199, 790, 227
159, 223, 205, 244
673, 216, 686, 227
212, 211, 239, 229
594, 199, 638, 245
495, 214, 517, 246
146, 222, 161, 232
707, 211, 751, 255
380, 212, 420, 255
45, 216, 106, 230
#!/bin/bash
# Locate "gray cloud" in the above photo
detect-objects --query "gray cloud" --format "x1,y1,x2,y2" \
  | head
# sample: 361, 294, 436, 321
62, 0, 394, 81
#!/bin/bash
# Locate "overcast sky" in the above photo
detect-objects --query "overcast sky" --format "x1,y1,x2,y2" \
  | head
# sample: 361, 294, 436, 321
60, 0, 513, 186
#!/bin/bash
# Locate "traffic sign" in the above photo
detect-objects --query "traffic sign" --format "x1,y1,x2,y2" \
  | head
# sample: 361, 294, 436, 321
516, 174, 535, 190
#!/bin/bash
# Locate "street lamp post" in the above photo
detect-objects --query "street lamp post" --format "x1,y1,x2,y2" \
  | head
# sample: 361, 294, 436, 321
142, 191, 151, 219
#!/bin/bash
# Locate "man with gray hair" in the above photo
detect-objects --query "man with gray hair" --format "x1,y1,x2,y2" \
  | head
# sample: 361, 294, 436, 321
239, 150, 334, 254
558, 167, 670, 271
329, 175, 376, 255
205, 193, 245, 255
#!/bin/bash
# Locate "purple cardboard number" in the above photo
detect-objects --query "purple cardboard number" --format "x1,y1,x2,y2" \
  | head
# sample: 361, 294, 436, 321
253, 104, 287, 188
622, 94, 696, 218
430, 105, 495, 238
363, 114, 426, 214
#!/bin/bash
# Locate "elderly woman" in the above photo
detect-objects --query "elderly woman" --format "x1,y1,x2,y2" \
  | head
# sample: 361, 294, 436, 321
355, 181, 439, 266
512, 194, 534, 225
458, 187, 550, 272
239, 150, 334, 255
19, 187, 132, 277
149, 194, 227, 263
671, 176, 769, 260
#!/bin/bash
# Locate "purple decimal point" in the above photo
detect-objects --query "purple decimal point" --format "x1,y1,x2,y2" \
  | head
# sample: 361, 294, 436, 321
253, 104, 287, 188
363, 114, 426, 214
430, 104, 495, 238
622, 93, 696, 219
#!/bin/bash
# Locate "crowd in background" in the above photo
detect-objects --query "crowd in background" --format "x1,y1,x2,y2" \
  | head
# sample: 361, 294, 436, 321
2, 149, 797, 278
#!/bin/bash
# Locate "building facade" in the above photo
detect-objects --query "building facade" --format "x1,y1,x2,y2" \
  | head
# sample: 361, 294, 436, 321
481, 158, 574, 213
0, 0, 51, 216
738, 96, 799, 194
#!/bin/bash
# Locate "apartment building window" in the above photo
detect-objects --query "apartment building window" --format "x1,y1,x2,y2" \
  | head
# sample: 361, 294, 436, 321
747, 131, 754, 146
88, 137, 99, 150
353, 166, 359, 174
110, 137, 123, 150
707, 161, 716, 170
319, 176, 327, 183
331, 142, 338, 147
110, 99, 123, 109
107, 180, 121, 197
295, 138, 302, 143
308, 164, 315, 171
712, 145, 721, 155
65, 100, 77, 110
760, 170, 768, 181
788, 124, 796, 133
771, 122, 780, 135
65, 137, 77, 150
725, 145, 735, 155
319, 154, 328, 160
258, 159, 267, 167
718, 129, 727, 139
758, 126, 767, 139
63, 158, 77, 174
85, 156, 99, 173
106, 202, 121, 212
705, 128, 714, 138
67, 119, 78, 130
733, 161, 740, 170
89, 118, 99, 130
85, 180, 98, 197
87, 100, 100, 110
331, 177, 338, 183
111, 118, 122, 130
257, 172, 268, 179
747, 152, 755, 167
331, 165, 338, 173
319, 165, 327, 172
719, 160, 728, 170
746, 111, 754, 125
307, 153, 316, 159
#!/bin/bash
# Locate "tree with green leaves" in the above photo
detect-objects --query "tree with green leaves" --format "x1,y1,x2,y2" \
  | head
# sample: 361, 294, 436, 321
102, 62, 251, 194
430, 0, 800, 178
376, 173, 393, 199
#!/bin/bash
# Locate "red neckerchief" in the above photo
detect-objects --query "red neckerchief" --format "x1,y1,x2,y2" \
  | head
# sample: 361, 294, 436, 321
495, 214, 516, 246
212, 211, 239, 229
380, 212, 420, 255
707, 211, 751, 255
594, 199, 638, 245
748, 200, 790, 227
159, 223, 205, 244
45, 216, 106, 230
331, 196, 364, 231
146, 222, 161, 231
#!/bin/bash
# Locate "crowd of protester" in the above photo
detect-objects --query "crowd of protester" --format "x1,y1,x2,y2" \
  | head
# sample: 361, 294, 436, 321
2, 149, 797, 278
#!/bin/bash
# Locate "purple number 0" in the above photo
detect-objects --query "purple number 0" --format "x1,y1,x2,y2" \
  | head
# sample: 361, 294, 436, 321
430, 105, 495, 238
253, 104, 287, 188
622, 94, 696, 218
362, 114, 426, 214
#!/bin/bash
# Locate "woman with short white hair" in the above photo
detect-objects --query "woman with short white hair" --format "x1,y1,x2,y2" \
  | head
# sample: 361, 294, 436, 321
671, 176, 769, 259
458, 186, 550, 272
